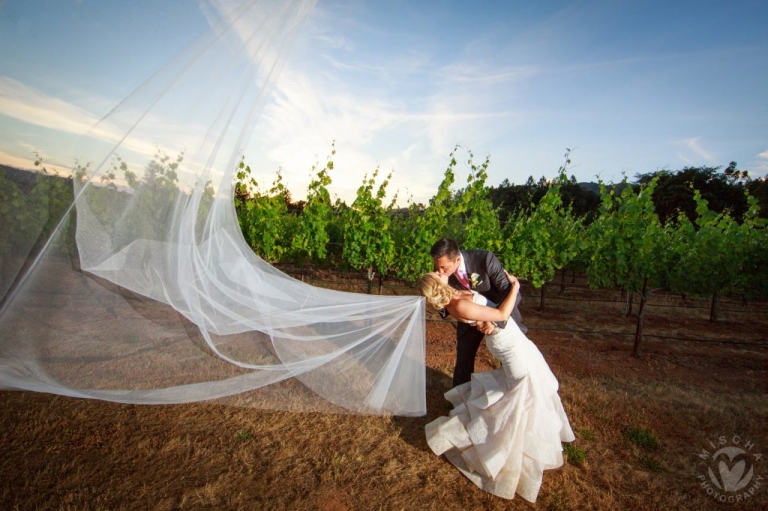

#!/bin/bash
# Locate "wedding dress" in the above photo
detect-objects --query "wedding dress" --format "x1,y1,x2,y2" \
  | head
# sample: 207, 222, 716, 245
425, 292, 574, 502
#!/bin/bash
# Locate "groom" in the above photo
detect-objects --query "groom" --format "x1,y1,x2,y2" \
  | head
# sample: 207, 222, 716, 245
430, 238, 526, 387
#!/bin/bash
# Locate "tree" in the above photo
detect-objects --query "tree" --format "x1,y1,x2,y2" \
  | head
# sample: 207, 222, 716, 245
290, 146, 335, 264
498, 152, 584, 308
235, 163, 296, 264
671, 188, 758, 320
735, 192, 768, 301
453, 150, 502, 254
746, 174, 768, 220
342, 168, 396, 286
391, 151, 459, 280
635, 165, 748, 224
586, 177, 676, 356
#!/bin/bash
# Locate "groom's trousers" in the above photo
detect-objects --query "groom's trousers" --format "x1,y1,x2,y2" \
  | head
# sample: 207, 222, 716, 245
453, 321, 485, 387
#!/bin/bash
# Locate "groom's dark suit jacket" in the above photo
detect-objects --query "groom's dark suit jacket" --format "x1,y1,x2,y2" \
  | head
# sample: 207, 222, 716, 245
445, 249, 526, 387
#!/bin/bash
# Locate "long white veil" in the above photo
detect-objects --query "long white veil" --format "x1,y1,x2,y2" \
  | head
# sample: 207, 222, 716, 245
0, 0, 426, 416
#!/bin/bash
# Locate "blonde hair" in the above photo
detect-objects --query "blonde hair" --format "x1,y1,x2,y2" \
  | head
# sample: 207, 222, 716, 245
416, 273, 456, 311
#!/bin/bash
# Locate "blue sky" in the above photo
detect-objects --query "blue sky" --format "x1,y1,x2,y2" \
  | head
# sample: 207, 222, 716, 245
1, 0, 766, 205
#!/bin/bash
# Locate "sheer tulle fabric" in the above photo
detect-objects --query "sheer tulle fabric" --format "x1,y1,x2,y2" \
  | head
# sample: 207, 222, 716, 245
425, 293, 573, 501
0, 0, 426, 416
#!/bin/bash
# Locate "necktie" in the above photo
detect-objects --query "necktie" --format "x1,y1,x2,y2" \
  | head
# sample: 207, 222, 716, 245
457, 270, 470, 288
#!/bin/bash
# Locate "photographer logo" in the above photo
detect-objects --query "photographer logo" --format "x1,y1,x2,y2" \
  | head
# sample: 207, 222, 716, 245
698, 435, 762, 503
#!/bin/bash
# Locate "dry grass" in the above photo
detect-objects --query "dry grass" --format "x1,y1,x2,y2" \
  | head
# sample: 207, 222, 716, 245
1, 281, 767, 510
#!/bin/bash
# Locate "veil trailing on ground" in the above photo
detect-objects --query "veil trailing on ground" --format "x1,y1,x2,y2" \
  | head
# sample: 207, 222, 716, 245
0, 0, 426, 416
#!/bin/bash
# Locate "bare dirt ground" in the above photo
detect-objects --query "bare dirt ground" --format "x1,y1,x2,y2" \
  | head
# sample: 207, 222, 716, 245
1, 278, 767, 510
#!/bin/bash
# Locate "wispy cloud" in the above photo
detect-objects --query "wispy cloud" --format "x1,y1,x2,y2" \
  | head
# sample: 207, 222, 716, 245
313, 33, 355, 52
752, 150, 768, 177
0, 77, 98, 137
246, 68, 409, 198
439, 62, 539, 86
244, 43, 533, 204
0, 76, 219, 187
677, 137, 715, 164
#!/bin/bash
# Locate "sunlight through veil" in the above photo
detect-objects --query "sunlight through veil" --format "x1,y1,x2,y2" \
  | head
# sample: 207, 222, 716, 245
0, 0, 426, 416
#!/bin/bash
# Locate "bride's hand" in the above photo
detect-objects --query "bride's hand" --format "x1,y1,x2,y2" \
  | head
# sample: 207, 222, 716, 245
504, 270, 519, 288
474, 321, 496, 335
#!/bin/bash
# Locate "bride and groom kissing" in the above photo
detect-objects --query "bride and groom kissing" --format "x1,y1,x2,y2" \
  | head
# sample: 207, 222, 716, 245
417, 238, 575, 503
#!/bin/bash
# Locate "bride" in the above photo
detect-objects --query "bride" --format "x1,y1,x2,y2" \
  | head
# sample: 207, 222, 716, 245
417, 271, 575, 503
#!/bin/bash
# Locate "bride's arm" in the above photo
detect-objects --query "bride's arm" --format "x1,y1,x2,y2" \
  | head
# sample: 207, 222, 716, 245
448, 271, 520, 322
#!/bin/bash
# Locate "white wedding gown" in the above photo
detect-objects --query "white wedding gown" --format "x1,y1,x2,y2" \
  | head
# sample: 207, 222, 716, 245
425, 292, 575, 502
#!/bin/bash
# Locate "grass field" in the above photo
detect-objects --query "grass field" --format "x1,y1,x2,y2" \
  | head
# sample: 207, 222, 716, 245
1, 279, 766, 510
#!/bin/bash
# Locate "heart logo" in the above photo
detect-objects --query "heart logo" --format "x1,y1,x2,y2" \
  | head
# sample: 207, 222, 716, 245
708, 446, 754, 492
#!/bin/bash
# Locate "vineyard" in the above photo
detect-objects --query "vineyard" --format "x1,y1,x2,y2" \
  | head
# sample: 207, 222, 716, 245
1, 152, 767, 509
2, 148, 767, 357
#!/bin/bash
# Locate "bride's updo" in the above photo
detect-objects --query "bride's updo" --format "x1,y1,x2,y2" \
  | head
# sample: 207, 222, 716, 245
417, 273, 455, 311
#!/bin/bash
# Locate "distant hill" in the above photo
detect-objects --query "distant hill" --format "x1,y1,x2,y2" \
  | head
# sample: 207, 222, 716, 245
0, 164, 47, 192
577, 181, 631, 195
577, 182, 599, 194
